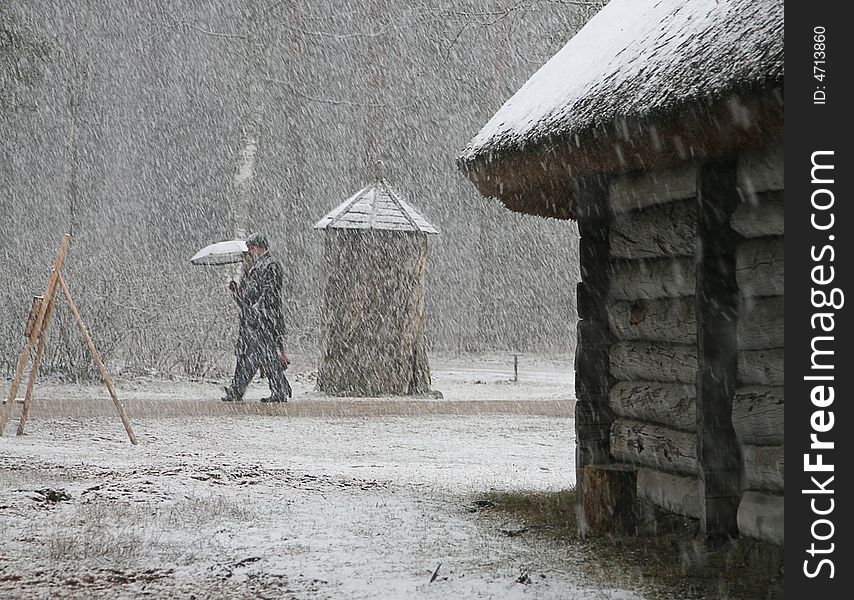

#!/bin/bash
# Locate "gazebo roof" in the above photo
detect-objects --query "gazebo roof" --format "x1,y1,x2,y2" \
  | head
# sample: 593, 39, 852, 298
314, 178, 438, 235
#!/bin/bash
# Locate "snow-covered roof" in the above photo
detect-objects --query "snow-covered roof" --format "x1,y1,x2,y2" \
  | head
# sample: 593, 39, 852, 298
461, 0, 783, 163
458, 0, 784, 220
314, 179, 438, 235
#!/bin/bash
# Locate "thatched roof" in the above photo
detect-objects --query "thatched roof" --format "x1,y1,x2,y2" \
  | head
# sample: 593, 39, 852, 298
458, 0, 784, 220
314, 178, 439, 235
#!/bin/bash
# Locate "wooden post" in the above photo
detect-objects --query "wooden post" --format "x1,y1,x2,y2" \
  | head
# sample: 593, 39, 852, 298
16, 288, 59, 435
696, 160, 741, 545
582, 464, 637, 534
58, 274, 138, 445
24, 296, 45, 339
0, 234, 70, 436
575, 174, 615, 529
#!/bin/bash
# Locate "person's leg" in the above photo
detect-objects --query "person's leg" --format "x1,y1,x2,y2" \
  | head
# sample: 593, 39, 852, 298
225, 340, 263, 400
268, 360, 291, 400
261, 341, 291, 401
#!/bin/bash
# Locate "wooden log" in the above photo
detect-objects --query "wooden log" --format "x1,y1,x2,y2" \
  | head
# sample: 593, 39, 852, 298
736, 237, 784, 297
609, 165, 697, 214
733, 386, 784, 445
608, 297, 695, 344
610, 419, 698, 475
637, 468, 701, 519
738, 296, 784, 350
609, 199, 696, 259
574, 175, 616, 511
581, 464, 637, 534
737, 491, 784, 546
610, 257, 695, 301
738, 348, 784, 386
16, 289, 59, 435
576, 319, 615, 463
737, 143, 783, 195
576, 320, 613, 390
58, 275, 138, 445
610, 341, 697, 384
742, 444, 784, 493
696, 159, 741, 541
609, 381, 696, 431
0, 234, 70, 436
731, 191, 784, 238
23, 295, 44, 339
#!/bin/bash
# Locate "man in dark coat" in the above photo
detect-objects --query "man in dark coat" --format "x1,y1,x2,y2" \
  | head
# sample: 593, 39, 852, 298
222, 233, 292, 402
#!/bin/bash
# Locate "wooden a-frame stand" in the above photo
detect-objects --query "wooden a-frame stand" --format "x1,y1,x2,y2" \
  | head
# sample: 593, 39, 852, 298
0, 234, 138, 444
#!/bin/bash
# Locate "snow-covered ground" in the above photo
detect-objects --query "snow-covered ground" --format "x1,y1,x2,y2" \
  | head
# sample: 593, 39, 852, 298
0, 354, 646, 599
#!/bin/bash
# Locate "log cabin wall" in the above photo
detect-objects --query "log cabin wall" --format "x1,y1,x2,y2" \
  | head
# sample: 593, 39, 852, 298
574, 175, 616, 511
733, 143, 784, 546
605, 165, 703, 521
586, 142, 784, 545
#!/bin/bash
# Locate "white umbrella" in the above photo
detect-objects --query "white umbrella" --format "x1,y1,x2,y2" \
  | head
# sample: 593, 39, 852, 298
190, 239, 248, 266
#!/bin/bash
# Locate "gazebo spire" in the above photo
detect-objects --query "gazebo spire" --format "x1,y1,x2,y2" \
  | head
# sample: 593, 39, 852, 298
313, 165, 438, 235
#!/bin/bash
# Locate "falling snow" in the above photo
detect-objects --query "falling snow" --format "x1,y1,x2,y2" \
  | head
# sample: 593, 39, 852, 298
0, 1, 784, 598
461, 0, 784, 162
0, 1, 595, 377
1, 2, 601, 598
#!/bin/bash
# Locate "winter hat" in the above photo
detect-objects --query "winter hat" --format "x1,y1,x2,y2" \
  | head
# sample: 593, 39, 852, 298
245, 232, 269, 250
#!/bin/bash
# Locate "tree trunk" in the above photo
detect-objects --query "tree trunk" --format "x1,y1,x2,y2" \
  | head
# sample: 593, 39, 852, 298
574, 175, 615, 525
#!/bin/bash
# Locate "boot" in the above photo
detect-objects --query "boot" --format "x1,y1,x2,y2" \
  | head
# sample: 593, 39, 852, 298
260, 395, 286, 403
221, 387, 243, 402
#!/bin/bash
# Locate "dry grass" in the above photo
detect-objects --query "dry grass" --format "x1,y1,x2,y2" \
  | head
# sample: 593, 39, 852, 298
36, 493, 266, 567
477, 488, 578, 534
471, 489, 783, 600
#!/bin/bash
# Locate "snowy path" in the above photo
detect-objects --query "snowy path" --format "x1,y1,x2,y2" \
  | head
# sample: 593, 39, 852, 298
0, 413, 650, 599
0, 356, 650, 599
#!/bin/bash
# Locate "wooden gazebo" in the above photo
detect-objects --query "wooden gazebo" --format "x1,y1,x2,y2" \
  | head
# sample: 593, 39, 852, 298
314, 166, 438, 396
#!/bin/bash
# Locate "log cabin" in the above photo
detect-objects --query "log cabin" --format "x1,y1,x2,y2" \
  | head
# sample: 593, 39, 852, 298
314, 167, 438, 396
457, 0, 784, 546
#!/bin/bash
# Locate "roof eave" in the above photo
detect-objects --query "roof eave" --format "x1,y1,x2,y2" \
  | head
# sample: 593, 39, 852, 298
459, 85, 784, 221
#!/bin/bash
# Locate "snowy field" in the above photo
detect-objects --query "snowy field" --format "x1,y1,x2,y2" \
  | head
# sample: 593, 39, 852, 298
1, 354, 646, 599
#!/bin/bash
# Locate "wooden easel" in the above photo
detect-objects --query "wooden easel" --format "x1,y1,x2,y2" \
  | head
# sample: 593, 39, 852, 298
0, 234, 138, 444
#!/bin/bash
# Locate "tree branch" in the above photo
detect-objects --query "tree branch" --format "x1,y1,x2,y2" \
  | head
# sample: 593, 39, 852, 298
263, 75, 414, 110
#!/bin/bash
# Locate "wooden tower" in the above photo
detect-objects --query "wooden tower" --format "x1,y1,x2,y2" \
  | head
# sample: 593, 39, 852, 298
314, 167, 438, 396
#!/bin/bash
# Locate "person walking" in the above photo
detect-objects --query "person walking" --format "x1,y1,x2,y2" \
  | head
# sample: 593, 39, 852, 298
222, 233, 292, 402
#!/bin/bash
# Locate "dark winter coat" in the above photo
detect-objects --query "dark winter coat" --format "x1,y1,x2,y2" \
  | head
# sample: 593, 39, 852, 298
233, 252, 286, 352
